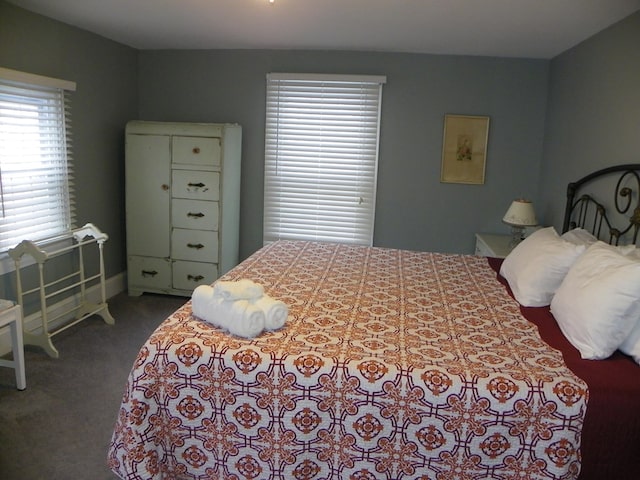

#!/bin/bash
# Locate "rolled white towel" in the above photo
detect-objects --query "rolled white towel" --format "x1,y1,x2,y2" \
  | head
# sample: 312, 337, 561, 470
226, 299, 266, 338
252, 295, 288, 330
192, 285, 228, 329
192, 285, 266, 338
212, 279, 264, 301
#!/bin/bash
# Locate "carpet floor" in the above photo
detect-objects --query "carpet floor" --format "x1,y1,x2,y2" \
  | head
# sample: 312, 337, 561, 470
0, 292, 187, 480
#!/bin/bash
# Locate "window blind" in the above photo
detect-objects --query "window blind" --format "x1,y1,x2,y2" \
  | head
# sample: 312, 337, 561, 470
0, 69, 75, 252
264, 73, 385, 246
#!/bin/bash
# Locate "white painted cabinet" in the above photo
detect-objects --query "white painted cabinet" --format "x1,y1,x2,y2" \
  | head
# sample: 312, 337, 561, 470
125, 121, 241, 296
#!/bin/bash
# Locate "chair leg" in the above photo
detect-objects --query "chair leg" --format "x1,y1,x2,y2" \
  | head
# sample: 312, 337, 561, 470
10, 313, 26, 390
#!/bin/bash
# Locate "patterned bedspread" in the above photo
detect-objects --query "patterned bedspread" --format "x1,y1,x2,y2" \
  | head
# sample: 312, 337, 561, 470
109, 241, 588, 480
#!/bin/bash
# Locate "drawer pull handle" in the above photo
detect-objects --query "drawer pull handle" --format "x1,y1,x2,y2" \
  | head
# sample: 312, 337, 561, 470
188, 182, 206, 188
187, 243, 205, 250
192, 147, 200, 154
141, 270, 158, 277
187, 274, 205, 282
187, 212, 205, 218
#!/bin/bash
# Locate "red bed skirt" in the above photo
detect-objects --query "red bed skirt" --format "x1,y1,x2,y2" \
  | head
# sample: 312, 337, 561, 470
488, 257, 640, 479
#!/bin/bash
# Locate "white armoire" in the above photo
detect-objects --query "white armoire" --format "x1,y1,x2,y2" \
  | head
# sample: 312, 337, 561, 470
125, 121, 242, 296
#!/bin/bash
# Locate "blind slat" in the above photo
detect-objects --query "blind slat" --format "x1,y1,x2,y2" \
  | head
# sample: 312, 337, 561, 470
0, 73, 75, 251
263, 74, 383, 246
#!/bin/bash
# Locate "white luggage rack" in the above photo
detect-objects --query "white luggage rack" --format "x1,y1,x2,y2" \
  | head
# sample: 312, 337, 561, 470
8, 223, 114, 358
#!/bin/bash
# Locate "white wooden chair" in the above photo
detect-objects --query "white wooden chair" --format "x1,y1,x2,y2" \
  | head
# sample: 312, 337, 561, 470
0, 303, 26, 390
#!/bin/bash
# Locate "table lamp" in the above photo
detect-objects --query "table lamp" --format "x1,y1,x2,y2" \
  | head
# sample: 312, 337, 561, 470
503, 199, 537, 248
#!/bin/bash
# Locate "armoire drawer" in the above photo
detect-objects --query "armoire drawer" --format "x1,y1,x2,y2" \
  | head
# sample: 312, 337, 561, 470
172, 199, 219, 231
172, 170, 219, 201
172, 136, 221, 167
172, 261, 218, 291
128, 256, 171, 289
171, 228, 219, 262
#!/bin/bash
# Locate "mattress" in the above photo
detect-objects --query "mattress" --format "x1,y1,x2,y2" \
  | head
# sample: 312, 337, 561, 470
109, 240, 588, 479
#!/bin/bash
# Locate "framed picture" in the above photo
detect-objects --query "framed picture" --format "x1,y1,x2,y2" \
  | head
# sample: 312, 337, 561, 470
440, 114, 490, 185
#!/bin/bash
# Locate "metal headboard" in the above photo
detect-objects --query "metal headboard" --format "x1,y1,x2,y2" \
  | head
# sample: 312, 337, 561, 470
562, 164, 640, 245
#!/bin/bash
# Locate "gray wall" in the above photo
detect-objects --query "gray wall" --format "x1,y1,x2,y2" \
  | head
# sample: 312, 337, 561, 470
0, 1, 138, 298
138, 50, 549, 259
540, 12, 640, 229
1, 1, 638, 298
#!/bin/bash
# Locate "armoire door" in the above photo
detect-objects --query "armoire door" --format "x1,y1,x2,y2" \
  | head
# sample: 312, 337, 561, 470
125, 134, 171, 258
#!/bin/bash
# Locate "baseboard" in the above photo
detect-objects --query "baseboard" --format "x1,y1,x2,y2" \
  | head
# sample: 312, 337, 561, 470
0, 272, 127, 357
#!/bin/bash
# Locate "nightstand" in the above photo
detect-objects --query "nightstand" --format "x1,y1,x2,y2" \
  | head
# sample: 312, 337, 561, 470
474, 233, 513, 259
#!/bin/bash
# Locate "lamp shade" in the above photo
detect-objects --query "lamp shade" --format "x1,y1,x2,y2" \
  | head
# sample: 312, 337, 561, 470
502, 199, 537, 227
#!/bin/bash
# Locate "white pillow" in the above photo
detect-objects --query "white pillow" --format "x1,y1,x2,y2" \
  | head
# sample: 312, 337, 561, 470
620, 322, 640, 365
560, 228, 597, 246
617, 244, 638, 255
500, 227, 586, 307
622, 245, 640, 260
550, 241, 640, 360
560, 227, 638, 255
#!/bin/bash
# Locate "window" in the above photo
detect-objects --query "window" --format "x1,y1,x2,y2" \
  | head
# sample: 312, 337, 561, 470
0, 67, 76, 253
264, 73, 386, 246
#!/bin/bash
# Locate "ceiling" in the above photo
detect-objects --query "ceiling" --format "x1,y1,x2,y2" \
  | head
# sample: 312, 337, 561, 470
6, 0, 640, 59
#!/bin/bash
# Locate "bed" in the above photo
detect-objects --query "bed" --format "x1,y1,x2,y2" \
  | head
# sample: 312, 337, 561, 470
108, 165, 640, 480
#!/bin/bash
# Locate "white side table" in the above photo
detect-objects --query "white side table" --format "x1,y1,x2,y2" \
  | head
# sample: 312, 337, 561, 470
475, 233, 513, 259
0, 302, 26, 390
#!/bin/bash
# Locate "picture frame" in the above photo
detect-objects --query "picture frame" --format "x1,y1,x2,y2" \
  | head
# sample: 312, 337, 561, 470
440, 114, 490, 185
